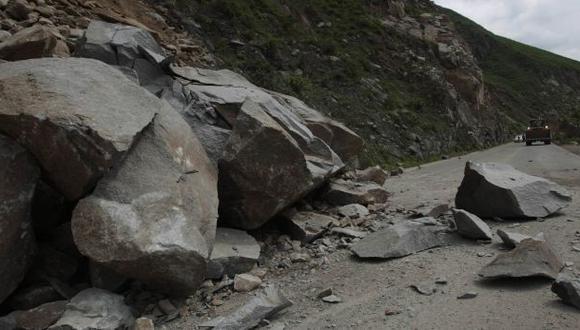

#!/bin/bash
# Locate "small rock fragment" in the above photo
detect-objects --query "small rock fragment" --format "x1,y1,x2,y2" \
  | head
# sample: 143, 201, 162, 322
317, 288, 333, 299
452, 209, 493, 240
551, 272, 580, 309
134, 317, 155, 330
336, 204, 370, 219
234, 274, 262, 292
496, 229, 545, 249
330, 227, 367, 238
457, 292, 478, 299
322, 295, 342, 303
410, 284, 435, 296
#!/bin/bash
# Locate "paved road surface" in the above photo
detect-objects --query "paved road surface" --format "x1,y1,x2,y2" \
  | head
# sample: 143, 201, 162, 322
174, 143, 580, 330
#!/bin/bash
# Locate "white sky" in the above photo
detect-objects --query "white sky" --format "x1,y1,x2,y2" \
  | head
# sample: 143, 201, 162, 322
434, 0, 580, 61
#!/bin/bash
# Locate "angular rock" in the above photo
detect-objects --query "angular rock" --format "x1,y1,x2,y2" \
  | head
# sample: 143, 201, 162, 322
219, 99, 342, 229
413, 203, 450, 218
0, 25, 68, 61
479, 239, 563, 280
355, 166, 389, 185
134, 317, 155, 330
0, 58, 157, 200
322, 179, 390, 206
72, 103, 218, 295
452, 209, 493, 240
351, 219, 448, 259
5, 0, 32, 20
199, 286, 292, 330
234, 274, 262, 292
331, 227, 367, 238
281, 210, 338, 243
551, 272, 580, 309
5, 285, 63, 311
336, 203, 370, 219
0, 300, 67, 330
496, 229, 545, 249
456, 161, 572, 218
209, 228, 261, 279
49, 288, 134, 330
321, 295, 342, 303
75, 20, 165, 68
0, 135, 39, 304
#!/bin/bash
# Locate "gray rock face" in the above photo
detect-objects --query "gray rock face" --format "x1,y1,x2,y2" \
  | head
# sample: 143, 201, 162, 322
552, 272, 580, 309
0, 58, 156, 200
0, 135, 39, 304
200, 286, 292, 330
72, 105, 218, 295
478, 239, 563, 280
0, 300, 67, 330
48, 289, 134, 330
75, 20, 164, 68
209, 228, 261, 279
322, 179, 390, 206
496, 229, 545, 249
218, 99, 342, 229
455, 162, 572, 218
452, 209, 493, 240
281, 210, 339, 243
351, 219, 448, 259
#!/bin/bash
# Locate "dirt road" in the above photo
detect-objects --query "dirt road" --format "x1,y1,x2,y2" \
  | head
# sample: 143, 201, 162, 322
173, 143, 580, 330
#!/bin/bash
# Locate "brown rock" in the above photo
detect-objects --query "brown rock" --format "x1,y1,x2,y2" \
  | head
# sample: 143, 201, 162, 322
0, 300, 67, 330
355, 166, 389, 185
5, 0, 32, 21
0, 25, 67, 61
323, 179, 390, 206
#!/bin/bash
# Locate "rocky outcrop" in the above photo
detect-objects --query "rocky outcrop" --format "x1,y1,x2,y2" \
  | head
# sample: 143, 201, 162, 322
0, 135, 39, 304
48, 289, 134, 330
0, 58, 157, 200
72, 105, 218, 295
455, 162, 572, 218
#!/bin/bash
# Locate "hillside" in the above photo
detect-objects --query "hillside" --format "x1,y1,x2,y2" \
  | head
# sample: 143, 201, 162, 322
165, 0, 580, 166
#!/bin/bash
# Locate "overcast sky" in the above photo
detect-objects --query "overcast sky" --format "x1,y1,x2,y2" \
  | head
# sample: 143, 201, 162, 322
434, 0, 580, 61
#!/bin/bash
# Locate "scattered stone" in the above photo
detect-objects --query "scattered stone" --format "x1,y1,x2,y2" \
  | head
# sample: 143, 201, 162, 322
384, 308, 401, 316
5, 0, 32, 20
0, 25, 69, 61
496, 229, 545, 249
331, 227, 367, 238
0, 300, 67, 330
435, 277, 448, 285
158, 299, 177, 315
414, 203, 450, 218
290, 252, 311, 263
200, 286, 292, 329
0, 30, 11, 42
478, 239, 563, 280
209, 228, 260, 279
322, 295, 342, 303
0, 135, 39, 304
351, 219, 448, 259
355, 166, 389, 185
477, 252, 493, 258
390, 167, 404, 176
133, 317, 155, 330
0, 58, 157, 200
48, 288, 134, 330
452, 209, 493, 240
336, 204, 370, 219
551, 272, 580, 309
234, 274, 262, 292
564, 262, 574, 268
572, 246, 580, 252
455, 161, 572, 218
410, 283, 435, 296
317, 288, 333, 299
323, 179, 389, 206
457, 292, 478, 299
281, 210, 338, 243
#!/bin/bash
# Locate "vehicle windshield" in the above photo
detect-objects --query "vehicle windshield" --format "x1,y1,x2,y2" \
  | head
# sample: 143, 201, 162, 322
529, 120, 545, 128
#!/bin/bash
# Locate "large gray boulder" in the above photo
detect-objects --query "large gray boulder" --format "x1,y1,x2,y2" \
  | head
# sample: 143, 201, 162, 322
552, 272, 580, 309
478, 239, 563, 280
49, 288, 134, 330
0, 135, 39, 304
351, 219, 449, 259
218, 99, 343, 229
72, 105, 218, 295
455, 162, 572, 218
0, 58, 156, 200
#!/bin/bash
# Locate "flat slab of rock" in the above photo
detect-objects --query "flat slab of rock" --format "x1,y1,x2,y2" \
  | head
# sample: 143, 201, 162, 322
48, 288, 134, 330
200, 286, 292, 330
72, 104, 218, 295
551, 272, 580, 309
0, 58, 157, 200
281, 210, 339, 243
351, 219, 448, 259
0, 135, 39, 304
496, 229, 545, 249
479, 239, 563, 280
452, 209, 493, 240
323, 179, 390, 206
0, 300, 67, 330
455, 161, 572, 218
209, 228, 260, 279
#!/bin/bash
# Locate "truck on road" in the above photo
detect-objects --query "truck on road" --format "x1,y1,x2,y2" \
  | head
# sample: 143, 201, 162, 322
525, 119, 551, 146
